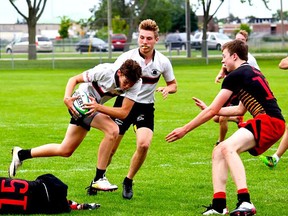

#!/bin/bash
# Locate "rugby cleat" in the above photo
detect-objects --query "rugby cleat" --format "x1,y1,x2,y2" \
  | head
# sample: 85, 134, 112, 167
202, 204, 229, 215
87, 177, 118, 195
230, 202, 256, 216
8, 147, 22, 178
122, 181, 133, 199
259, 155, 277, 168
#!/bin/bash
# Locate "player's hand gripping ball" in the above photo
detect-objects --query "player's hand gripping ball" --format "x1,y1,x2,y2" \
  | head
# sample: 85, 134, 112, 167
72, 89, 91, 115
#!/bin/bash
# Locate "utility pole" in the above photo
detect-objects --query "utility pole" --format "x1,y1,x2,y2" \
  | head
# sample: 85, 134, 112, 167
108, 0, 112, 59
280, 0, 285, 48
185, 0, 191, 57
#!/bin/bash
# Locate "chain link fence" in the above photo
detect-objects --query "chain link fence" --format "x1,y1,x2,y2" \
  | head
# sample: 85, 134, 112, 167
0, 38, 287, 70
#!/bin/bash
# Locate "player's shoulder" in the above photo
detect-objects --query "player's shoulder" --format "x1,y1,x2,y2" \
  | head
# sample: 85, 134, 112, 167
154, 49, 168, 59
154, 50, 171, 64
119, 48, 139, 58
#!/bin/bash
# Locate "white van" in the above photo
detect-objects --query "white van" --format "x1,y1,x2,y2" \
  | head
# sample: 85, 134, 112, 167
5, 35, 53, 53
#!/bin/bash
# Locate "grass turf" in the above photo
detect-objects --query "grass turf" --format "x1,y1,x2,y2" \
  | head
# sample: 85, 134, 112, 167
1, 57, 288, 215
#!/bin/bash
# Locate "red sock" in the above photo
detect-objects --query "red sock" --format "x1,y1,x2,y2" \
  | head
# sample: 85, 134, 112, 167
213, 192, 226, 199
237, 188, 249, 194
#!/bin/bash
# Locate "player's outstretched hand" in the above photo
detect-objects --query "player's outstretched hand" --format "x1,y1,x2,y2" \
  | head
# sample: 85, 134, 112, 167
192, 97, 207, 110
165, 127, 186, 143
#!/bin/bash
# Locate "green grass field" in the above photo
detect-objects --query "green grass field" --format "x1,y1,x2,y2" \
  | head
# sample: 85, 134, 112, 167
1, 57, 288, 215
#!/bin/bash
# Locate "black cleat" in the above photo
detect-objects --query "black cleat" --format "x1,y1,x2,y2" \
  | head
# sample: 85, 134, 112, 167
122, 182, 133, 199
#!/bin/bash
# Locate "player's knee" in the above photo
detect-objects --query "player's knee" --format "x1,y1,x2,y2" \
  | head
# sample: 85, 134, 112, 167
213, 116, 219, 123
104, 125, 119, 142
219, 116, 227, 124
212, 145, 221, 160
59, 149, 75, 157
220, 142, 234, 157
137, 140, 150, 152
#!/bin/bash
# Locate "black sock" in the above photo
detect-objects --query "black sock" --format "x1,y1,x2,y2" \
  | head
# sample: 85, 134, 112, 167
212, 198, 226, 212
123, 177, 133, 186
237, 193, 250, 203
94, 168, 106, 181
18, 149, 32, 161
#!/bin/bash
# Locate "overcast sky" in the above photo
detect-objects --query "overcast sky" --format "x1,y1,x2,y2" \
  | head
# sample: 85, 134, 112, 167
0, 0, 287, 24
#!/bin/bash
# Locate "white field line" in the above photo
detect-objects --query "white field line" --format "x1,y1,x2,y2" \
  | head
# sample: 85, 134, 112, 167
0, 156, 273, 175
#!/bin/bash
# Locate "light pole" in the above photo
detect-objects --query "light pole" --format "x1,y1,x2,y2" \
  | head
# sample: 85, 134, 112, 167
108, 0, 112, 59
185, 0, 191, 58
280, 0, 285, 47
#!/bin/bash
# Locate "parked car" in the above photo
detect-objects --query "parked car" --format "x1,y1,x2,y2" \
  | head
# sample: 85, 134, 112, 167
165, 33, 185, 50
75, 37, 112, 53
191, 32, 232, 50
164, 32, 193, 51
111, 34, 127, 51
5, 35, 53, 53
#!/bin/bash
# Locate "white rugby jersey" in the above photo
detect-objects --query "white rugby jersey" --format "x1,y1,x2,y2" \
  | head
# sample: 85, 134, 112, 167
77, 63, 141, 104
114, 48, 175, 104
248, 52, 260, 70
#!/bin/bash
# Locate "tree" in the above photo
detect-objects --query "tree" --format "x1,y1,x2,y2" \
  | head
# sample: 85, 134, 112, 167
235, 23, 251, 35
86, 0, 198, 51
272, 10, 288, 21
58, 16, 72, 40
140, 0, 198, 33
197, 0, 225, 58
58, 16, 72, 52
9, 0, 48, 60
196, 0, 270, 58
88, 0, 149, 51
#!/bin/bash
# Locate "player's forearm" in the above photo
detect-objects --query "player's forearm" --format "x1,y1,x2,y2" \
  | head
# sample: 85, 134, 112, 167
95, 104, 130, 119
64, 77, 78, 98
217, 105, 245, 116
183, 107, 216, 133
166, 80, 177, 93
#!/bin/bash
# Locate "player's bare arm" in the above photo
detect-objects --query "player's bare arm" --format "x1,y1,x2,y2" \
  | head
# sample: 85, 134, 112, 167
166, 89, 231, 143
217, 101, 247, 116
85, 96, 135, 119
63, 74, 84, 118
156, 79, 177, 99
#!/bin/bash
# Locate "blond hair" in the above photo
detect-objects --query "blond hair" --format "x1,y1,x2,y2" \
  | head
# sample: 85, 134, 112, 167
237, 30, 249, 42
138, 19, 159, 38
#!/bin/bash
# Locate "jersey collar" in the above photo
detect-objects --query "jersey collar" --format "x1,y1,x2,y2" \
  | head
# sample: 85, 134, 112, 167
114, 71, 120, 88
138, 49, 155, 61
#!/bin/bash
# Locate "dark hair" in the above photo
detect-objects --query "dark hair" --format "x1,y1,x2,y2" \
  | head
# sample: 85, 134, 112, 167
222, 39, 248, 61
119, 59, 142, 83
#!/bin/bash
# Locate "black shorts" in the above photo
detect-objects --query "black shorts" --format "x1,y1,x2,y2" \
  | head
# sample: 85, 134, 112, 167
113, 96, 155, 135
69, 110, 96, 131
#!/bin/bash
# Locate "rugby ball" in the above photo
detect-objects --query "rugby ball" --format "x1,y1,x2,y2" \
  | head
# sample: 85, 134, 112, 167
72, 89, 91, 115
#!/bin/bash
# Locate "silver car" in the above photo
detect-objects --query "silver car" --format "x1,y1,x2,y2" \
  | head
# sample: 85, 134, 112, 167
191, 32, 232, 50
5, 35, 53, 53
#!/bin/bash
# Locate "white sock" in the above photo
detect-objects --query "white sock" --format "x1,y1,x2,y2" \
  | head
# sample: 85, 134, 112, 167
273, 153, 280, 163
